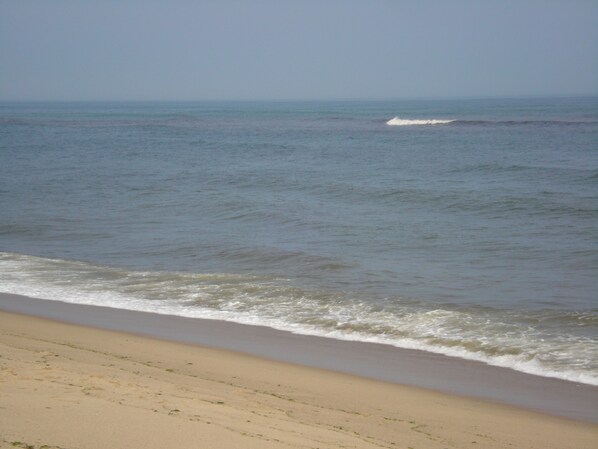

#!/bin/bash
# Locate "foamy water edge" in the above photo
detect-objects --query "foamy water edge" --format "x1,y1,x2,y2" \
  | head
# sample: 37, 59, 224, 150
1, 252, 595, 387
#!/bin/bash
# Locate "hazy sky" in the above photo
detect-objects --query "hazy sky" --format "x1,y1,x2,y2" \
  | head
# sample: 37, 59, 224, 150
1, 0, 597, 101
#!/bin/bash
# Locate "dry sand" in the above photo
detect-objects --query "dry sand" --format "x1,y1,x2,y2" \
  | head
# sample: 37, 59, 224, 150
0, 312, 598, 449
1, 310, 596, 449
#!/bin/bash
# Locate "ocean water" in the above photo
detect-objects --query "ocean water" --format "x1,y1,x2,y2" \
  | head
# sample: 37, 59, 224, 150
1, 98, 597, 385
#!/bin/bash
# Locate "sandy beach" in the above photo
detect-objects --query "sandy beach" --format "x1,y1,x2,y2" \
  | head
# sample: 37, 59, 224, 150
2, 2, 597, 447
1, 307, 596, 449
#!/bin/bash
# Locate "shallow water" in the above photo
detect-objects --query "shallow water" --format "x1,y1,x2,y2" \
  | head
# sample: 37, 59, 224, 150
1, 98, 597, 384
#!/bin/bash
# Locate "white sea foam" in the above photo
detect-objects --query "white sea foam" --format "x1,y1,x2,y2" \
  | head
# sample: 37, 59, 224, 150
1, 252, 596, 386
386, 117, 454, 126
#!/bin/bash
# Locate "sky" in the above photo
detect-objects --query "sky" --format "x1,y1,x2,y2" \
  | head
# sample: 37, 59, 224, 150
0, 0, 597, 101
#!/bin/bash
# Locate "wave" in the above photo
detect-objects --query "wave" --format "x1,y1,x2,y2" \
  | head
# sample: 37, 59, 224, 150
386, 117, 455, 126
0, 252, 596, 386
386, 117, 598, 127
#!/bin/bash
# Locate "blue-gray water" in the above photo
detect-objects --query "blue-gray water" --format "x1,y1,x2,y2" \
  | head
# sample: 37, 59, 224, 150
1, 98, 597, 384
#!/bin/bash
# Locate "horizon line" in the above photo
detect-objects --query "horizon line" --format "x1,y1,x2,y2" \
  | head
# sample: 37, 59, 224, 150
1, 93, 597, 104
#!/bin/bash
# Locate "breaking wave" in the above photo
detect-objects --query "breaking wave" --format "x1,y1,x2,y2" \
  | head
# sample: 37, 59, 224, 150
0, 252, 596, 386
386, 117, 455, 126
386, 117, 598, 127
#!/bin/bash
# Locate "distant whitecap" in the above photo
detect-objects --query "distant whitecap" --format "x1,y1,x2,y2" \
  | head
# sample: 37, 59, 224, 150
386, 117, 455, 126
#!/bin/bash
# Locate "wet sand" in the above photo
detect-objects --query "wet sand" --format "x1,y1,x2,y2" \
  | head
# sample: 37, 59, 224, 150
1, 292, 597, 422
0, 293, 597, 448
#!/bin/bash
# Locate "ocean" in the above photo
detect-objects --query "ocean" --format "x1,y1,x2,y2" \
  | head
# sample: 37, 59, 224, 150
1, 97, 596, 385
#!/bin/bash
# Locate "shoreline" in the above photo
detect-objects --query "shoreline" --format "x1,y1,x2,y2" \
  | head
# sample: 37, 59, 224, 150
2, 311, 597, 448
1, 291, 597, 424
